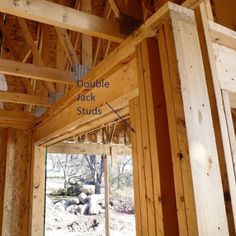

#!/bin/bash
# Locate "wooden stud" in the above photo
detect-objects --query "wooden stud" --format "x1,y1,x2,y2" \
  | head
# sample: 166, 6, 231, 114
129, 98, 142, 236
165, 4, 228, 234
29, 145, 46, 236
2, 128, 32, 236
195, 2, 236, 232
0, 128, 7, 234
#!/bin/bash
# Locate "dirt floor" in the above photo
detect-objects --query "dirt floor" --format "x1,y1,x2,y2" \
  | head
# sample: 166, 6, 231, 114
45, 196, 136, 236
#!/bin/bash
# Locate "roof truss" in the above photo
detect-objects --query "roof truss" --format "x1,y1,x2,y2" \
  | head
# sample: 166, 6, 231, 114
0, 0, 124, 42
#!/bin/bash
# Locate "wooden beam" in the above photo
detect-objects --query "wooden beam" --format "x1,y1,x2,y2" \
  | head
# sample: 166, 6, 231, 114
0, 110, 35, 129
37, 1, 203, 129
42, 106, 130, 147
0, 0, 123, 43
34, 58, 138, 145
0, 91, 50, 107
209, 21, 236, 51
0, 59, 76, 85
47, 143, 131, 156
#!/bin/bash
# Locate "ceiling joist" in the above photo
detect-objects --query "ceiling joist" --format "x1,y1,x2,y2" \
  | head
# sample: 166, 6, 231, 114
0, 0, 124, 42
0, 91, 50, 107
0, 59, 76, 85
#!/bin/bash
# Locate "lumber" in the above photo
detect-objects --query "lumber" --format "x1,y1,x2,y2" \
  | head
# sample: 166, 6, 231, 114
0, 110, 35, 129
136, 41, 158, 236
2, 128, 32, 236
228, 93, 236, 109
129, 97, 148, 235
55, 27, 79, 65
34, 59, 138, 145
108, 0, 120, 18
0, 59, 75, 85
81, 0, 92, 67
0, 16, 35, 95
47, 143, 131, 156
42, 106, 130, 147
17, 17, 56, 93
0, 91, 50, 107
0, 0, 123, 43
167, 4, 228, 234
129, 98, 142, 236
0, 129, 7, 234
158, 24, 198, 235
195, 3, 236, 233
213, 43, 236, 93
36, 0, 203, 131
29, 146, 46, 236
136, 38, 179, 235
209, 21, 236, 51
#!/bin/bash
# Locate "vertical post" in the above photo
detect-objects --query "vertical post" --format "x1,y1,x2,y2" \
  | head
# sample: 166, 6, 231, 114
129, 37, 180, 235
195, 2, 236, 233
160, 3, 229, 234
0, 128, 7, 234
158, 25, 198, 235
104, 155, 110, 236
29, 145, 46, 236
129, 97, 144, 236
2, 128, 32, 236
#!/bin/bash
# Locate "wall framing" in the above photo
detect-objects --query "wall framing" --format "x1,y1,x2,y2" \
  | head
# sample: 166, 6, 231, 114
0, 0, 235, 235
